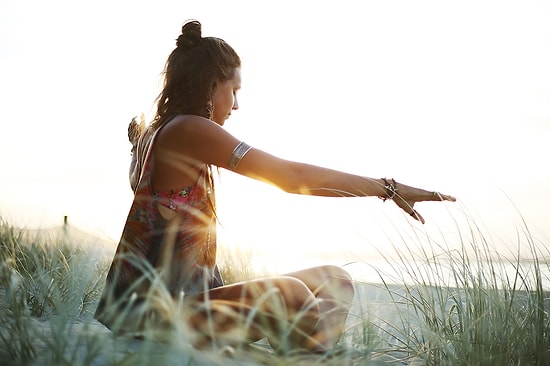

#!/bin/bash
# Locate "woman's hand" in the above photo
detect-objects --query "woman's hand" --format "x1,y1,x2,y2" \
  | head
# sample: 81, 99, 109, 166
391, 183, 456, 224
128, 117, 142, 146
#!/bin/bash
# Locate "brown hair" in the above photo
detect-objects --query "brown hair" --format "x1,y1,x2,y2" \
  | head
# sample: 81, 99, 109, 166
151, 20, 241, 129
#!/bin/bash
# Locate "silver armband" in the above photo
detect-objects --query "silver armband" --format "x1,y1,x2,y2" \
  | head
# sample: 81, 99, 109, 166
227, 141, 252, 170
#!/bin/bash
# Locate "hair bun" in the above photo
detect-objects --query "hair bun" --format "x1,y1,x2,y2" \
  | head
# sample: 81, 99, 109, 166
177, 20, 202, 49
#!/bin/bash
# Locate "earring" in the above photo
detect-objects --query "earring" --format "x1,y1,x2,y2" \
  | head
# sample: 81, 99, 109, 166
206, 101, 213, 118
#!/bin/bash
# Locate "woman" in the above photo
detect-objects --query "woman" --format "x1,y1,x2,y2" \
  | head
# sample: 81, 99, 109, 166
95, 20, 455, 353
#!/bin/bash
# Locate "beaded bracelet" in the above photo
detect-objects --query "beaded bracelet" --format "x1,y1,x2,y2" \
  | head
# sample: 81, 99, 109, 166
379, 178, 398, 201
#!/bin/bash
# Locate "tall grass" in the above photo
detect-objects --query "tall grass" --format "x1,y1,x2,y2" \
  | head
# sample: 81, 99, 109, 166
343, 212, 550, 365
1, 214, 549, 365
0, 218, 112, 364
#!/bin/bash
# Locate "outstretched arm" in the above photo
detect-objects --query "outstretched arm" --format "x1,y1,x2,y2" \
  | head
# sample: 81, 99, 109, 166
236, 151, 455, 223
155, 115, 456, 223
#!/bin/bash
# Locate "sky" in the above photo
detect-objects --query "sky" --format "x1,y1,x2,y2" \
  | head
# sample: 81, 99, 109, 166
1, 0, 549, 273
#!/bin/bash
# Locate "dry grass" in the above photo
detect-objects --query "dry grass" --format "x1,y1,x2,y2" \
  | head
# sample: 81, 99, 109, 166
1, 214, 549, 365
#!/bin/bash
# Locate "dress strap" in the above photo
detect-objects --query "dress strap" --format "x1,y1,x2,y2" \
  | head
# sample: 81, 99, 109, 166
134, 128, 161, 191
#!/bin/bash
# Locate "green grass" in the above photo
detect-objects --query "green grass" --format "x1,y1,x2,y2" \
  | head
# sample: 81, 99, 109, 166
342, 211, 550, 365
0, 214, 549, 365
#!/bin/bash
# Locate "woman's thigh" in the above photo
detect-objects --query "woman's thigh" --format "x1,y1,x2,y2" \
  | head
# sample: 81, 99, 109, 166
188, 276, 316, 308
183, 276, 321, 348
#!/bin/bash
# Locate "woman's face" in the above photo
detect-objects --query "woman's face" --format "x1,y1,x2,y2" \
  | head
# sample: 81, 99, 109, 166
211, 68, 241, 126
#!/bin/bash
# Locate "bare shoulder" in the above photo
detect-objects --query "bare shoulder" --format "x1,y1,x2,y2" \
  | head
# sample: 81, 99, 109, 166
157, 115, 233, 147
159, 115, 217, 137
155, 115, 242, 168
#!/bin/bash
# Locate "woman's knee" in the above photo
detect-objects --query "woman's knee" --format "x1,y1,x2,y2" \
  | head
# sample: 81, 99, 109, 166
286, 265, 355, 302
318, 265, 352, 282
274, 277, 319, 311
321, 265, 355, 298
266, 277, 321, 350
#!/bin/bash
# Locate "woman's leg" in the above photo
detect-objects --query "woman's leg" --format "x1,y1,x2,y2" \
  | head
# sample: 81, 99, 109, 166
283, 265, 355, 351
183, 276, 322, 350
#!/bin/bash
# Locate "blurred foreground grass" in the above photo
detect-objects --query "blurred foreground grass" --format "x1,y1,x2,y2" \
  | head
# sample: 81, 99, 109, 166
1, 216, 549, 365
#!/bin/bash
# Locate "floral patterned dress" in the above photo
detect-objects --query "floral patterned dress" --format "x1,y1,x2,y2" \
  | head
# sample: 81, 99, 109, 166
95, 128, 223, 330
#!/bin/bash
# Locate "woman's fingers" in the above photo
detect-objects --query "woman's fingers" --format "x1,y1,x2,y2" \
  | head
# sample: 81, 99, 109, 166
128, 117, 141, 144
431, 192, 457, 202
410, 209, 425, 224
391, 186, 455, 224
395, 191, 455, 224
393, 197, 423, 224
